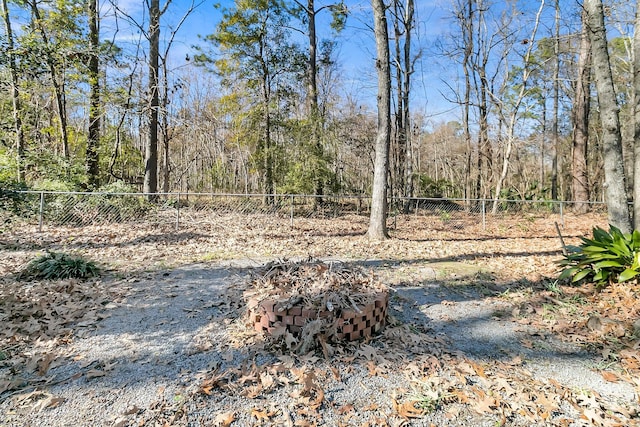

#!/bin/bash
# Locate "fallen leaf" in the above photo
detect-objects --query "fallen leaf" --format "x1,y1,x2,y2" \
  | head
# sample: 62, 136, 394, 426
601, 371, 620, 383
251, 408, 273, 420
393, 399, 425, 419
214, 411, 235, 426
86, 369, 106, 379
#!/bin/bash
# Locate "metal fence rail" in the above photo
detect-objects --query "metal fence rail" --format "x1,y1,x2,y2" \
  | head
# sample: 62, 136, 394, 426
0, 190, 607, 233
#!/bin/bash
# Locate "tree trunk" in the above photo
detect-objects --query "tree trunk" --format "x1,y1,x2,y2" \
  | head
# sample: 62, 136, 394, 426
161, 62, 170, 193
572, 7, 591, 214
393, 3, 404, 206
144, 0, 160, 197
551, 0, 560, 202
584, 0, 632, 232
402, 0, 414, 213
461, 0, 473, 205
368, 0, 391, 240
477, 69, 491, 198
306, 0, 324, 205
86, 0, 100, 189
1, 0, 25, 182
633, 0, 640, 229
261, 52, 274, 203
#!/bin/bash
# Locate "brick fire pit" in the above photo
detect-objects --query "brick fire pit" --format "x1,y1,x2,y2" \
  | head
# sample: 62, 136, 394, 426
248, 292, 389, 341
244, 259, 389, 344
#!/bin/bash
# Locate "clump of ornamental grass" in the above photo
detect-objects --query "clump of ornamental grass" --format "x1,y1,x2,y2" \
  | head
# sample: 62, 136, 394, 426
20, 251, 100, 280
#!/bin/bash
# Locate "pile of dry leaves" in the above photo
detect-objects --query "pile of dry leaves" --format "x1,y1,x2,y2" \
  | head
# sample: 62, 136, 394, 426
245, 258, 386, 314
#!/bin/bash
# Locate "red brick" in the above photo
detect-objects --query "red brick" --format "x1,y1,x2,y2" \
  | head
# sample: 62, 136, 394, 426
260, 316, 271, 329
302, 309, 318, 318
288, 306, 302, 316
266, 311, 278, 322
342, 324, 354, 334
261, 300, 276, 312
294, 316, 306, 326
284, 315, 295, 325
342, 309, 356, 319
289, 325, 302, 333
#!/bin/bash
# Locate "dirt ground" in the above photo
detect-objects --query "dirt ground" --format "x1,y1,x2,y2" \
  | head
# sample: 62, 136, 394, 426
1, 211, 639, 426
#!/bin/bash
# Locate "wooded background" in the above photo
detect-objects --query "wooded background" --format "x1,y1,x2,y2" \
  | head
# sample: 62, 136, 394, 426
1, 0, 638, 228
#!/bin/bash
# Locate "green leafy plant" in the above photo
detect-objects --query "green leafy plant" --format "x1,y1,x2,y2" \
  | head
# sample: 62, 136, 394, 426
20, 251, 100, 280
558, 225, 640, 288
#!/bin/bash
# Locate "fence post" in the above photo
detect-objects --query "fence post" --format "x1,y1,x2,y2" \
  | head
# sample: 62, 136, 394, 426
176, 193, 181, 230
290, 194, 294, 227
38, 191, 44, 232
482, 199, 486, 231
559, 201, 564, 228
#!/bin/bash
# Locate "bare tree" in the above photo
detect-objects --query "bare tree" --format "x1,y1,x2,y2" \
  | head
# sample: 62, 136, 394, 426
368, 0, 391, 240
584, 0, 632, 232
550, 0, 560, 201
390, 0, 415, 212
572, 7, 591, 214
86, 0, 101, 189
633, 0, 640, 228
1, 0, 25, 182
491, 0, 545, 214
144, 0, 161, 197
158, 1, 201, 193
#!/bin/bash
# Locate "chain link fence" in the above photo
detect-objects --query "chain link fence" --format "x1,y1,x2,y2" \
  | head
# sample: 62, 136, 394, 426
0, 190, 607, 234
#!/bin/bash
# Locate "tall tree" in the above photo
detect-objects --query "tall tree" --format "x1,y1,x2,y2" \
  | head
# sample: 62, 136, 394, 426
391, 0, 415, 212
634, 0, 640, 228
291, 0, 345, 202
471, 0, 494, 199
86, 0, 100, 189
572, 7, 591, 214
368, 0, 391, 240
451, 0, 474, 203
550, 0, 560, 201
491, 0, 545, 214
158, 1, 200, 193
584, 0, 632, 232
1, 0, 25, 182
144, 0, 161, 196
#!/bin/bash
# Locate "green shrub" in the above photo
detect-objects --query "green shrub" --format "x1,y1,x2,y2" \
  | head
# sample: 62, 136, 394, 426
558, 225, 640, 288
20, 251, 100, 280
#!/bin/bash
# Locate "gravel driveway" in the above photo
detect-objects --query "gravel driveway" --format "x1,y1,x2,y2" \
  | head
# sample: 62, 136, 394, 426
1, 258, 637, 427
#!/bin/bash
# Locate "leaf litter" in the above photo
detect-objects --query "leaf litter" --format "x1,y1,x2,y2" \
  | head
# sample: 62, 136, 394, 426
1, 212, 639, 425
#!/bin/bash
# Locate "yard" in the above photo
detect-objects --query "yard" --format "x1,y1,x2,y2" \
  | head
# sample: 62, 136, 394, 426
1, 210, 639, 426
